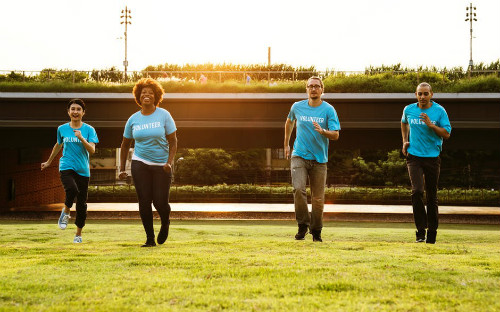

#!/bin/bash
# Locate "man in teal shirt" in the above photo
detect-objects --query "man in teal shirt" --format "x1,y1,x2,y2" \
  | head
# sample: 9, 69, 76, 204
284, 77, 340, 242
401, 82, 452, 244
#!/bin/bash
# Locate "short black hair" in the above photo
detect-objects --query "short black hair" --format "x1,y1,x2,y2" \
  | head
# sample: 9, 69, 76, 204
67, 98, 86, 111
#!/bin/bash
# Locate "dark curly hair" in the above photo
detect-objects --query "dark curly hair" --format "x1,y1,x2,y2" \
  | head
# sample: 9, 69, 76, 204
132, 78, 165, 107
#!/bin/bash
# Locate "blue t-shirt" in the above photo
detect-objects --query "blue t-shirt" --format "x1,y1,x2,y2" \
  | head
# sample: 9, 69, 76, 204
288, 100, 341, 163
123, 107, 177, 164
57, 123, 99, 177
401, 101, 452, 157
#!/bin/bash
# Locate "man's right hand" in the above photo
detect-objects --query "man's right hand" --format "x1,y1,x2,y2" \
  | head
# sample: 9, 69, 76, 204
118, 171, 128, 180
402, 142, 410, 156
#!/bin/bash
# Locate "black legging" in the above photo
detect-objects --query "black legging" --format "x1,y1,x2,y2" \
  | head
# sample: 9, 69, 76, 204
131, 160, 172, 241
60, 170, 90, 228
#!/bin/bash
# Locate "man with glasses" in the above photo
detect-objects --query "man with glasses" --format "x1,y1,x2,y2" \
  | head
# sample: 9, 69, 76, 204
284, 77, 340, 242
401, 82, 451, 244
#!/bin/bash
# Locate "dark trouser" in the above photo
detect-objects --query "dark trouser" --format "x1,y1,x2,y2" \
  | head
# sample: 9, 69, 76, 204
290, 156, 327, 231
406, 154, 441, 233
131, 160, 172, 242
60, 170, 90, 229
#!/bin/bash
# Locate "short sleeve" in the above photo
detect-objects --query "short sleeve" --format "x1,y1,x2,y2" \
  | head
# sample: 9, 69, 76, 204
164, 111, 177, 135
57, 126, 63, 145
123, 116, 133, 139
401, 107, 408, 124
287, 103, 296, 121
87, 126, 99, 144
327, 106, 341, 131
439, 108, 452, 134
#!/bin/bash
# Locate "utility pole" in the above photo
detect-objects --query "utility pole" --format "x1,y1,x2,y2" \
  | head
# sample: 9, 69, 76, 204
268, 46, 271, 67
267, 47, 271, 85
120, 7, 132, 80
465, 3, 477, 77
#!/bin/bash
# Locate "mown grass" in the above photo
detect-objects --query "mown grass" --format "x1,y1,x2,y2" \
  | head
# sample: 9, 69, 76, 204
0, 220, 499, 311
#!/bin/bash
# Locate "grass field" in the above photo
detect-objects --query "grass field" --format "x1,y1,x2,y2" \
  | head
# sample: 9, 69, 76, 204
0, 220, 499, 311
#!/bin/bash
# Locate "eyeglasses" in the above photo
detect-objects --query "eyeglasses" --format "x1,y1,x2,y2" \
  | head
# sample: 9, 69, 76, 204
307, 85, 322, 89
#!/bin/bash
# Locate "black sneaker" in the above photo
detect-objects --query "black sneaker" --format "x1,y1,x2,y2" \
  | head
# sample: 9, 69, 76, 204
295, 224, 309, 240
426, 230, 437, 244
415, 230, 426, 243
141, 240, 156, 247
157, 220, 170, 245
311, 230, 322, 242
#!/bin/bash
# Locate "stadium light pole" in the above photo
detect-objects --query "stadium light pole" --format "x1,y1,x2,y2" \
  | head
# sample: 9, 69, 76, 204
465, 3, 477, 76
120, 7, 132, 80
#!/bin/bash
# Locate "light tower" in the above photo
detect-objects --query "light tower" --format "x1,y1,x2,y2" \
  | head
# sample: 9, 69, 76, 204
120, 7, 132, 80
465, 3, 477, 74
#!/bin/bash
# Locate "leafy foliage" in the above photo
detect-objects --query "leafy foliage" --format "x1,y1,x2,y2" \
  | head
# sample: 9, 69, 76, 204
176, 149, 233, 185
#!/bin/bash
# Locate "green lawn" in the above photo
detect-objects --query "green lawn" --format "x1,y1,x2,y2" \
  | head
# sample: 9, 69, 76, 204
0, 221, 499, 311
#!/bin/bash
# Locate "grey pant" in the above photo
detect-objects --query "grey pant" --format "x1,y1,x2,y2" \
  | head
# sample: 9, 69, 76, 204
291, 156, 327, 231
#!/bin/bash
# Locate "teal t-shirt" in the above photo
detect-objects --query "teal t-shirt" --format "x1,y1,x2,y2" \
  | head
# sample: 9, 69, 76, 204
57, 122, 99, 177
401, 101, 452, 157
288, 100, 341, 163
123, 107, 177, 164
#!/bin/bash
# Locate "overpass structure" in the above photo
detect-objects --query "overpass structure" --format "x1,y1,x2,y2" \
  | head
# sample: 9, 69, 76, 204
0, 92, 499, 209
1, 92, 499, 149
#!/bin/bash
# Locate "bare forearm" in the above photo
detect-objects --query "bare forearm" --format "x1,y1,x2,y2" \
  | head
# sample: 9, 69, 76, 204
322, 129, 339, 141
46, 143, 62, 163
284, 119, 294, 147
120, 139, 132, 171
80, 138, 95, 154
167, 137, 177, 166
401, 123, 409, 143
429, 125, 451, 139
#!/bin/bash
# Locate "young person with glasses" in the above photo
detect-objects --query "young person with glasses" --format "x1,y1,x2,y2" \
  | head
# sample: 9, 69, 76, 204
41, 99, 99, 243
284, 77, 340, 242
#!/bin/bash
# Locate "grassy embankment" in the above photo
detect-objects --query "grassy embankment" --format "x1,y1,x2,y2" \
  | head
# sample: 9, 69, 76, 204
1, 73, 499, 93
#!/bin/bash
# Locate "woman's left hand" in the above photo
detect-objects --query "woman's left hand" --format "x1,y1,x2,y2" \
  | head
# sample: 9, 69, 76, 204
163, 163, 172, 173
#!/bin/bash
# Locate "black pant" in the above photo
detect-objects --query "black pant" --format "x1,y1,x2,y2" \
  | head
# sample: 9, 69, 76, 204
60, 170, 90, 229
131, 160, 172, 241
406, 154, 441, 232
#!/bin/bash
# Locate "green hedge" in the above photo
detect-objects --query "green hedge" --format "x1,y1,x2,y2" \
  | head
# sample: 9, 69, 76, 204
87, 184, 499, 206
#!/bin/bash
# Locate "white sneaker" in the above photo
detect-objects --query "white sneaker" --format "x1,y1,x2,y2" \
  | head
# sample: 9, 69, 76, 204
73, 236, 82, 243
58, 210, 70, 230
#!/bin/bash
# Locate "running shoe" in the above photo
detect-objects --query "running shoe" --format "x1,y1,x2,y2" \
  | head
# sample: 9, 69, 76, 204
73, 236, 82, 243
58, 209, 70, 230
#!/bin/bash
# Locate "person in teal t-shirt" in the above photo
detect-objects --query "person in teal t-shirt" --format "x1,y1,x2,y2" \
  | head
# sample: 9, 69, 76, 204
401, 82, 451, 244
41, 99, 99, 243
119, 78, 178, 247
284, 77, 340, 242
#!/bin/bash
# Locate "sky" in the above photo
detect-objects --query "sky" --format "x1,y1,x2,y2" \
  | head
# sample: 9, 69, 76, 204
0, 0, 499, 72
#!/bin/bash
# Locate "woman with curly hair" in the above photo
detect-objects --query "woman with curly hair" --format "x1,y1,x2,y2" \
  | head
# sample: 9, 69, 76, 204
119, 78, 177, 247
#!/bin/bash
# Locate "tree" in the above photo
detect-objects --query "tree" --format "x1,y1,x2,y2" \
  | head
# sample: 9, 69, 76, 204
175, 149, 232, 185
351, 150, 408, 186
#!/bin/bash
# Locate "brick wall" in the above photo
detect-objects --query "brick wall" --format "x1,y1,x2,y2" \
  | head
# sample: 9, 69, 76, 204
0, 148, 64, 211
